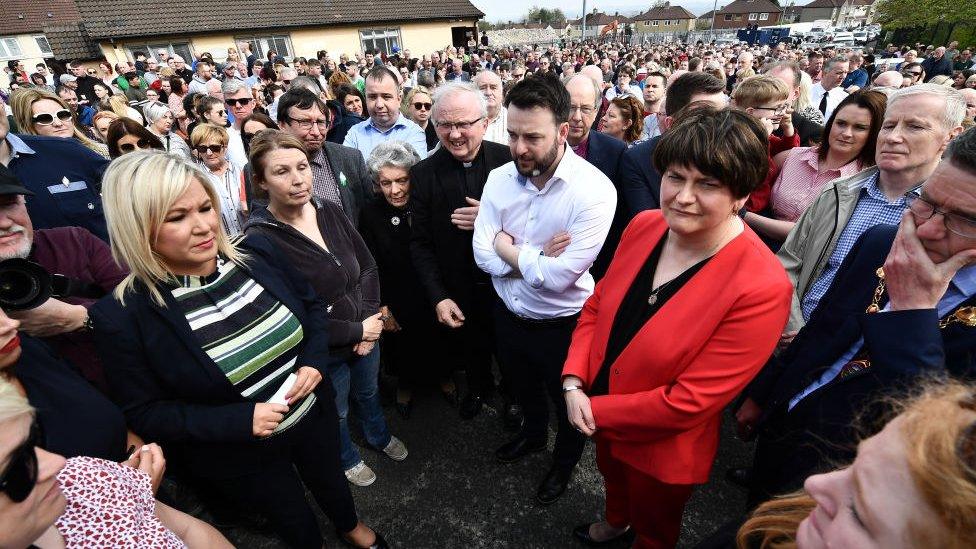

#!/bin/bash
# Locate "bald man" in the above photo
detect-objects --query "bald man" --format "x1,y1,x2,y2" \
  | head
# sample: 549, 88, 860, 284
872, 70, 904, 88
473, 71, 507, 144
922, 46, 953, 80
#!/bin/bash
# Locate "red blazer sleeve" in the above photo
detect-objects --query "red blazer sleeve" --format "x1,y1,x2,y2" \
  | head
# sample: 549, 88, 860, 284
588, 277, 791, 443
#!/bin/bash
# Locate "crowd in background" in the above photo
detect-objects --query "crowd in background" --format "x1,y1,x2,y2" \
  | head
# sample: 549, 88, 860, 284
0, 31, 976, 549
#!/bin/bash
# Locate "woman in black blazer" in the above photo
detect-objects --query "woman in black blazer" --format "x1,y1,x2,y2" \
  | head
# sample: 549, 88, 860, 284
91, 151, 388, 549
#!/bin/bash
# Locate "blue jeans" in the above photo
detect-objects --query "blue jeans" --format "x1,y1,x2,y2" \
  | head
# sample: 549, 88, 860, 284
326, 346, 391, 470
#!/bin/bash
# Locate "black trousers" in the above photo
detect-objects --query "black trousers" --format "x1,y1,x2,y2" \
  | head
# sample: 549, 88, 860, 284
493, 300, 586, 471
209, 399, 359, 549
444, 282, 498, 397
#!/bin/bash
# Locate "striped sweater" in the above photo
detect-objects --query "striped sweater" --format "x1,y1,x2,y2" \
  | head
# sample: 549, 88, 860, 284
170, 258, 315, 436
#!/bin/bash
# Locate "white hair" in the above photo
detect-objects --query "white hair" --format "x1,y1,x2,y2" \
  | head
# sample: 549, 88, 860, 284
430, 81, 487, 123
888, 83, 966, 131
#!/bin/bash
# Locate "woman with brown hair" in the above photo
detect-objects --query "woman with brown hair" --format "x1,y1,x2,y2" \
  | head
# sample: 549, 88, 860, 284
104, 117, 164, 158
738, 380, 976, 548
600, 95, 644, 145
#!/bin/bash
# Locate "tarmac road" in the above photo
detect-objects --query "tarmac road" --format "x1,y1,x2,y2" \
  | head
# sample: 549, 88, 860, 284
218, 379, 754, 549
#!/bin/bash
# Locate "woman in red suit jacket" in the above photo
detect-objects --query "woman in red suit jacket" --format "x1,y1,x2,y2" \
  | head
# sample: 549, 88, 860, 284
563, 107, 793, 548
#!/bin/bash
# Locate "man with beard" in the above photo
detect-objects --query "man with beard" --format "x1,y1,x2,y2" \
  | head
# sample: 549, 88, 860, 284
409, 82, 513, 421
473, 74, 616, 505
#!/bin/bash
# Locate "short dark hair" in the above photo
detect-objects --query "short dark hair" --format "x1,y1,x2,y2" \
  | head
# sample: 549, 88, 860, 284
664, 72, 725, 116
105, 117, 164, 159
277, 88, 329, 125
307, 59, 322, 68
503, 72, 571, 124
365, 65, 400, 88
653, 106, 769, 199
819, 90, 887, 167
946, 125, 976, 176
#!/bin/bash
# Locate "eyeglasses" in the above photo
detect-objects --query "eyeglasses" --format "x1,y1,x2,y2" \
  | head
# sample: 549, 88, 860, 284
225, 97, 254, 107
435, 117, 484, 132
86, 69, 96, 75
289, 118, 328, 131
195, 144, 225, 155
119, 138, 153, 152
282, 79, 292, 85
903, 71, 922, 77
905, 191, 976, 239
31, 109, 72, 125
752, 104, 790, 115
569, 105, 597, 116
0, 422, 41, 503
412, 102, 432, 111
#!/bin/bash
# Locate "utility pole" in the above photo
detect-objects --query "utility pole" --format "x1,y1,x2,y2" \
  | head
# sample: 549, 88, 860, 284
710, 0, 719, 36
582, 0, 588, 39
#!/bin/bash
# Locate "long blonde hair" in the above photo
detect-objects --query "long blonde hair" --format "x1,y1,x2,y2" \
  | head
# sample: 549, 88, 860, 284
101, 151, 245, 306
737, 380, 976, 549
9, 88, 101, 153
0, 377, 32, 424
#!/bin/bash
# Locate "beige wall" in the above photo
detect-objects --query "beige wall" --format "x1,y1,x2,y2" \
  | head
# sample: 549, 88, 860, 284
634, 19, 695, 33
1, 33, 52, 90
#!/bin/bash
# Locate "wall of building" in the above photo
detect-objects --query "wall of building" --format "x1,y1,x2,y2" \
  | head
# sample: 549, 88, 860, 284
634, 19, 696, 33
1, 33, 52, 90
799, 7, 838, 24
710, 12, 781, 30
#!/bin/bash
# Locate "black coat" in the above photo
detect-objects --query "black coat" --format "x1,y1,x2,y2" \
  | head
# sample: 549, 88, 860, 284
619, 135, 662, 217
746, 224, 976, 501
90, 241, 333, 479
583, 131, 627, 281
408, 142, 512, 310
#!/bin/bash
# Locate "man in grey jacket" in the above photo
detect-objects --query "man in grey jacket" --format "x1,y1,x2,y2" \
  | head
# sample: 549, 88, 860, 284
776, 84, 965, 344
278, 89, 371, 226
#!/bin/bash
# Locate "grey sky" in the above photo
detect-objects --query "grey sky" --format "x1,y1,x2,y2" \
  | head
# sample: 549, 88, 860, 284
470, 0, 726, 23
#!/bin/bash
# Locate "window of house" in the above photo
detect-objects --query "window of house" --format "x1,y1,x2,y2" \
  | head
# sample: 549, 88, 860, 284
748, 13, 758, 20
237, 35, 293, 61
0, 38, 23, 60
652, 20, 659, 26
759, 13, 769, 20
664, 20, 670, 26
33, 36, 53, 56
360, 28, 402, 56
127, 42, 193, 64
724, 14, 733, 21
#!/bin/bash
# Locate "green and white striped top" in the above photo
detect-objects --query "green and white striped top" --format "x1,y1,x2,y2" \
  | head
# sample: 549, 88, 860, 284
170, 258, 315, 436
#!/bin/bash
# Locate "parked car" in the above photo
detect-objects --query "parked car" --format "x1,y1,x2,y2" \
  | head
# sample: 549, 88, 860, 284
853, 31, 868, 44
832, 31, 855, 47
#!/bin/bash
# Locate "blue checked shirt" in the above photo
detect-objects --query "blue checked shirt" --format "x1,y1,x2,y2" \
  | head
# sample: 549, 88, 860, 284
801, 173, 915, 320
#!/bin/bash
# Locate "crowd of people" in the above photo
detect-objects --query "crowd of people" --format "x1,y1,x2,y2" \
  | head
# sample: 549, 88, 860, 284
1, 32, 976, 549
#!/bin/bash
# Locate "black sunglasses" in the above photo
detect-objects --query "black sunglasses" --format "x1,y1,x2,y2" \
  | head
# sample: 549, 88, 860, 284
195, 144, 224, 154
225, 97, 253, 107
0, 421, 41, 503
119, 138, 153, 153
31, 110, 73, 125
413, 102, 432, 111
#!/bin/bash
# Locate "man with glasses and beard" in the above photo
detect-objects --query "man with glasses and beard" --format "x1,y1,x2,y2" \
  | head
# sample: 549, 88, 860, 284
409, 82, 513, 421
473, 74, 616, 505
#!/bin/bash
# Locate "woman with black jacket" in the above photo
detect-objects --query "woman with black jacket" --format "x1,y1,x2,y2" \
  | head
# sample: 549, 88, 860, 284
92, 150, 388, 549
243, 130, 407, 488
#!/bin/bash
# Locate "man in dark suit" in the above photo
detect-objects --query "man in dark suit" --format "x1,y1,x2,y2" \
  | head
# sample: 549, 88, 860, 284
619, 73, 727, 218
278, 89, 371, 226
563, 74, 626, 280
409, 82, 512, 420
738, 129, 976, 507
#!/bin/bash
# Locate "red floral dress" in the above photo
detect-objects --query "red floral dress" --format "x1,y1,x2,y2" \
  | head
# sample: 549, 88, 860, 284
55, 457, 185, 548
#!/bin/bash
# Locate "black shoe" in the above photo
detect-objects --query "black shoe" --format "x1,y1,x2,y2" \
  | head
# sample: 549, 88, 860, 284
459, 394, 484, 419
395, 400, 412, 419
503, 404, 524, 431
495, 435, 546, 463
537, 466, 573, 505
725, 466, 752, 488
572, 522, 635, 546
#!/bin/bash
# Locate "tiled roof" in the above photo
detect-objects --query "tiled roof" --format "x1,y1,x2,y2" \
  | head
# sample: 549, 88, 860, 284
717, 0, 783, 14
577, 11, 631, 26
803, 0, 845, 8
75, 0, 485, 40
632, 5, 698, 21
44, 23, 102, 60
1, 0, 81, 36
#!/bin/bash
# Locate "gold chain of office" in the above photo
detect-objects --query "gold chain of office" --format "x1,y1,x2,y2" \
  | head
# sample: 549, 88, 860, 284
865, 267, 976, 329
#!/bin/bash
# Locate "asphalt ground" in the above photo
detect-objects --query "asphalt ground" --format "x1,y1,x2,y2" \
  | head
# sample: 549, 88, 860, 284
215, 375, 754, 549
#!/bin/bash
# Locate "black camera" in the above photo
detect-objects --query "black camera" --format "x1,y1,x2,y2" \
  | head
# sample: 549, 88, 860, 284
0, 258, 105, 310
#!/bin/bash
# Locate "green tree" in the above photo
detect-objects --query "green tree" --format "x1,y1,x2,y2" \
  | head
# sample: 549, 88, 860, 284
524, 6, 567, 26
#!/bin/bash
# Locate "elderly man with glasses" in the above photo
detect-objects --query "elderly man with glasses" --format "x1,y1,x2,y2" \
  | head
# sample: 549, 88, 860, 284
407, 81, 515, 422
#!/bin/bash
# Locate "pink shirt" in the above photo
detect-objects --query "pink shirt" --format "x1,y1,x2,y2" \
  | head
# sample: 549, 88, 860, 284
770, 146, 863, 222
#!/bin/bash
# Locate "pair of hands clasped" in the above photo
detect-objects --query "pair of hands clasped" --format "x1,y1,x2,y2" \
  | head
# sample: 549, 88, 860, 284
252, 366, 323, 437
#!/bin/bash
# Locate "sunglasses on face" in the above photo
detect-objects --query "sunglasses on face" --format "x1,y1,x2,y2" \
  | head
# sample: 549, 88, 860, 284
0, 421, 41, 503
119, 138, 153, 152
225, 97, 253, 107
195, 144, 225, 154
31, 109, 72, 125
413, 102, 432, 111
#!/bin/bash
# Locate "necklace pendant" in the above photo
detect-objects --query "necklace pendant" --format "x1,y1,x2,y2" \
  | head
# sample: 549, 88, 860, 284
647, 294, 658, 305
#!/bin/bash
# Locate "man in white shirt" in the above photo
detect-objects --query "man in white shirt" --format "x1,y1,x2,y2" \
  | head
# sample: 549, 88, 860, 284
473, 71, 507, 145
473, 75, 616, 506
810, 57, 850, 121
